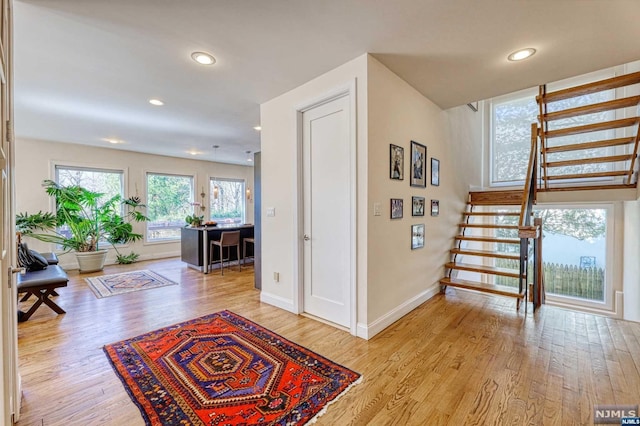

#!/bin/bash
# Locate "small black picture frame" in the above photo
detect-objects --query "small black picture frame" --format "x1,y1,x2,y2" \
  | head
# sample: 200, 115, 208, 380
411, 224, 425, 249
431, 199, 439, 217
410, 141, 427, 188
431, 157, 440, 186
412, 196, 425, 216
391, 198, 403, 219
390, 144, 404, 180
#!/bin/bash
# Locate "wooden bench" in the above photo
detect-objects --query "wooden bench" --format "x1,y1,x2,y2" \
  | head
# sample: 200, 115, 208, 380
17, 252, 69, 322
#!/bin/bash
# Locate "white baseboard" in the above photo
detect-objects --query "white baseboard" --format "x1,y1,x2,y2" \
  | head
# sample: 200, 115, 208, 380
260, 291, 296, 313
356, 285, 440, 340
59, 251, 181, 271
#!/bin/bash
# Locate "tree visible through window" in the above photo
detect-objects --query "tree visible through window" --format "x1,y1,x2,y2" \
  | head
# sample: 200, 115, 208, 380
146, 173, 193, 241
210, 178, 245, 224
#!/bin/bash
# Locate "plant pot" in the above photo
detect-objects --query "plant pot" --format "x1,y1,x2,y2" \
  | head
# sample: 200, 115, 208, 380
75, 250, 108, 272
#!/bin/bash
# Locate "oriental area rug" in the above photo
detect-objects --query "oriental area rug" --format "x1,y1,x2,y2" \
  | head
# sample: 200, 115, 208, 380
103, 310, 362, 425
85, 270, 178, 299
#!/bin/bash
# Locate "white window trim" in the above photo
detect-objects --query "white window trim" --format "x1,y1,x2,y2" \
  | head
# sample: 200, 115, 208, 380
144, 171, 195, 244
535, 202, 615, 314
209, 176, 247, 224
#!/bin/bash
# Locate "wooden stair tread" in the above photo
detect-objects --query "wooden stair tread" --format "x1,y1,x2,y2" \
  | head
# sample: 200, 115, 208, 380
543, 154, 634, 168
463, 211, 520, 217
540, 95, 640, 122
445, 262, 523, 278
455, 235, 520, 244
543, 170, 630, 180
544, 137, 635, 154
450, 248, 520, 260
538, 71, 640, 103
468, 190, 522, 206
544, 117, 640, 139
539, 183, 637, 192
458, 223, 519, 229
440, 277, 524, 298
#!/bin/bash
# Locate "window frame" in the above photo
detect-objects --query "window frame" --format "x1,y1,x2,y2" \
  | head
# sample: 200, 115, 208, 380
533, 203, 616, 313
209, 176, 246, 225
145, 171, 195, 243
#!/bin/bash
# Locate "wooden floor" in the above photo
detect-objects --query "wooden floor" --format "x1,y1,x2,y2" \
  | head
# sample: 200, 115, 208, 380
15, 258, 640, 425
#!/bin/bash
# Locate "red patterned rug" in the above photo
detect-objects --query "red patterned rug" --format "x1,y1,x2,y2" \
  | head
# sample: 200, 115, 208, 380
104, 310, 361, 425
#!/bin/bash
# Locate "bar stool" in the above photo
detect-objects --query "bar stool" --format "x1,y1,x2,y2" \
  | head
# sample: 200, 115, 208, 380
210, 231, 241, 275
243, 237, 255, 267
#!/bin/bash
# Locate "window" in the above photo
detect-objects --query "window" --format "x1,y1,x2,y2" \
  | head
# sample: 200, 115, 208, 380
55, 166, 125, 240
493, 206, 611, 305
55, 165, 124, 203
146, 173, 194, 241
209, 178, 245, 225
536, 207, 609, 303
490, 69, 617, 186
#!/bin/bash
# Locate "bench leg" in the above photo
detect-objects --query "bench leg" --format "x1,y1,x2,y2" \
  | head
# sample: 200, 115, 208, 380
18, 289, 66, 322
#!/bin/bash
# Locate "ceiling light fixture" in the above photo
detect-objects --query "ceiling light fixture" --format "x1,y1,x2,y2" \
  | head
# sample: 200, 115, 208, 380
253, 126, 261, 131
191, 51, 216, 65
103, 138, 123, 144
507, 48, 536, 61
149, 98, 165, 106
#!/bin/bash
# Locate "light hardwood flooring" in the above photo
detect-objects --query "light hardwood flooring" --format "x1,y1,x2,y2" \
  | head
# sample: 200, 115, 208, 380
15, 258, 640, 425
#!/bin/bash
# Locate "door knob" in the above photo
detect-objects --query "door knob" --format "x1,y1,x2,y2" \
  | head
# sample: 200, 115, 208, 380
303, 234, 310, 241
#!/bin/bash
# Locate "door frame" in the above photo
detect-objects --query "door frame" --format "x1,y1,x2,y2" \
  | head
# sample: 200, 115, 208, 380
293, 80, 357, 335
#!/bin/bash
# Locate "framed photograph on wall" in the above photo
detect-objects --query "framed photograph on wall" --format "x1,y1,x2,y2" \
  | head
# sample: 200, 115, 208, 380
411, 224, 425, 249
431, 157, 440, 186
391, 198, 403, 219
410, 141, 427, 188
412, 196, 425, 216
390, 144, 404, 180
431, 199, 440, 216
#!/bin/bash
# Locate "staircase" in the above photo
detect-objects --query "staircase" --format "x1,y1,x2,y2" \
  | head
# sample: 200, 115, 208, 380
439, 70, 640, 311
538, 71, 640, 191
440, 190, 529, 309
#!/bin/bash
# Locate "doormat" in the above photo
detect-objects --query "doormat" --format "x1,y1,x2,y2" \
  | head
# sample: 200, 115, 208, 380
104, 310, 362, 425
85, 270, 178, 299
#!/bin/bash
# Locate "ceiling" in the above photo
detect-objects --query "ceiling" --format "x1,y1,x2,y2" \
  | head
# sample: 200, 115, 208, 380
14, 0, 640, 165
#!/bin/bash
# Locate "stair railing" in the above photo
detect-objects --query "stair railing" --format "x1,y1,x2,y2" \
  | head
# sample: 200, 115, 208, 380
517, 123, 543, 311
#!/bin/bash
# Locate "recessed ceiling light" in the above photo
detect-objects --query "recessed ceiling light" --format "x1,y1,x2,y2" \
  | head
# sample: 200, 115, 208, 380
253, 126, 262, 131
191, 51, 216, 65
103, 138, 123, 144
507, 48, 536, 61
149, 98, 164, 106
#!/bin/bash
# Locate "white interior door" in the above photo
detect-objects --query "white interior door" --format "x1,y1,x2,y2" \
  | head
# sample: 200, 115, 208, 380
302, 94, 351, 328
0, 0, 19, 422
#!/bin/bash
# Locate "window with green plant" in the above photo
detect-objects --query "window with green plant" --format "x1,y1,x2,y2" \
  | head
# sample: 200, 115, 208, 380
209, 178, 245, 225
146, 173, 194, 241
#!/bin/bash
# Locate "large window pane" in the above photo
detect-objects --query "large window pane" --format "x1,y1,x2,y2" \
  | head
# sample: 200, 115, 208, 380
147, 173, 193, 241
55, 166, 124, 241
538, 208, 607, 302
210, 178, 245, 225
491, 69, 618, 185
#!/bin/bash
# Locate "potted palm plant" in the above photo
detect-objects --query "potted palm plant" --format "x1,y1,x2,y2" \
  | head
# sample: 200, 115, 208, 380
16, 180, 149, 272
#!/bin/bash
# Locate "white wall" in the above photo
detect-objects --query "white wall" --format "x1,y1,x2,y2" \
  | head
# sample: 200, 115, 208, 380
259, 54, 369, 319
623, 200, 640, 322
260, 53, 482, 338
15, 138, 254, 269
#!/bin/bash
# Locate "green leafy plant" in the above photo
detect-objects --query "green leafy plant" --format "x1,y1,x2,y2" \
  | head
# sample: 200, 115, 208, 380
185, 214, 204, 227
16, 180, 149, 257
116, 252, 140, 264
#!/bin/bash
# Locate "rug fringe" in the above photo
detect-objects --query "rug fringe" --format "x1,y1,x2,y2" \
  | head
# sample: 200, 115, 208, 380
305, 375, 363, 425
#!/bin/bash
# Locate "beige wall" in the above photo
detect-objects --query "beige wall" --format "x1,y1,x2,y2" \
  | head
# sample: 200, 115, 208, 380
260, 54, 481, 338
15, 138, 254, 270
365, 57, 475, 329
